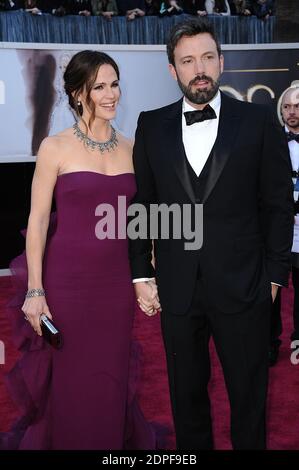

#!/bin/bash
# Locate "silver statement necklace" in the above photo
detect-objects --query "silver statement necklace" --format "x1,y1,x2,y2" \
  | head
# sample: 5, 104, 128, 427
73, 122, 118, 154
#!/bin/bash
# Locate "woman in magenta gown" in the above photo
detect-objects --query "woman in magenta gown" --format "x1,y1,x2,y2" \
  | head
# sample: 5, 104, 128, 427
1, 50, 158, 450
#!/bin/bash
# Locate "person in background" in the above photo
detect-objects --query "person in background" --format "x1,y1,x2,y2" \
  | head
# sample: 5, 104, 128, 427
183, 0, 207, 16
24, 2, 42, 17
63, 0, 92, 15
205, 0, 231, 15
117, 0, 145, 20
38, 1, 83, 16
37, 0, 67, 15
251, 0, 274, 20
159, 0, 183, 17
228, 0, 251, 15
0, 0, 24, 10
270, 85, 299, 366
91, 0, 118, 18
24, 0, 63, 14
144, 0, 160, 16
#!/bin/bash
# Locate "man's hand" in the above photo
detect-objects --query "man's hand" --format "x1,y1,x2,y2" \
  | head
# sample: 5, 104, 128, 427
126, 11, 136, 20
197, 10, 207, 16
134, 280, 161, 316
134, 8, 145, 16
102, 11, 113, 20
271, 284, 279, 303
79, 10, 91, 16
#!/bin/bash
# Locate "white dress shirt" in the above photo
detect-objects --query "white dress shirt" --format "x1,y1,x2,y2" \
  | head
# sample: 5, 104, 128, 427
182, 92, 221, 176
285, 125, 299, 207
286, 125, 299, 167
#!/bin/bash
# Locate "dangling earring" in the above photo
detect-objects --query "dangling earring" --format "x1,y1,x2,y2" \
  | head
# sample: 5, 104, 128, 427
77, 100, 83, 116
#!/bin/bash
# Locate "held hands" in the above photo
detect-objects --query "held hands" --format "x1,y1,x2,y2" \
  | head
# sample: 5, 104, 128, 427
22, 295, 52, 336
134, 280, 161, 316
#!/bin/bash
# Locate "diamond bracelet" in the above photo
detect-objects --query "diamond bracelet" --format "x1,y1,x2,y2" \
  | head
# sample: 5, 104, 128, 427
26, 288, 45, 298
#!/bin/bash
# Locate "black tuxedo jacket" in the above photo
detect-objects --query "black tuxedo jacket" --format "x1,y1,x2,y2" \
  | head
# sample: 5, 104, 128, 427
129, 92, 294, 315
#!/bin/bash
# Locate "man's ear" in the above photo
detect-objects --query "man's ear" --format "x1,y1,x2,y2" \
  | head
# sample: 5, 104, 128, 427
220, 54, 224, 74
168, 63, 178, 82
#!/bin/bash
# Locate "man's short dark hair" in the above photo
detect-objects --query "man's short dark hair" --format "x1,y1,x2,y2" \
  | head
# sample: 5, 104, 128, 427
166, 18, 222, 67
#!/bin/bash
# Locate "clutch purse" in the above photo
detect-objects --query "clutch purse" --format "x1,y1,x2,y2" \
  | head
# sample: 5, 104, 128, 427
40, 314, 63, 349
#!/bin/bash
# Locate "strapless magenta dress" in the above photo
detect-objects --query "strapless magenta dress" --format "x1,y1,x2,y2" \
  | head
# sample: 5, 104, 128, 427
1, 171, 155, 450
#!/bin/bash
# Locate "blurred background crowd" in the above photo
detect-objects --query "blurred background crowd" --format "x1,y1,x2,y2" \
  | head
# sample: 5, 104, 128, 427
0, 1, 275, 21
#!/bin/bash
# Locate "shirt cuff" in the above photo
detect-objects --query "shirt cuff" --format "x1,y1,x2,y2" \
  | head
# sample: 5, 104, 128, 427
132, 278, 155, 283
271, 282, 282, 287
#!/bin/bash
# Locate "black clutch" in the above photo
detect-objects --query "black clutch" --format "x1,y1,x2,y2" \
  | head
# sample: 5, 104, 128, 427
40, 314, 63, 349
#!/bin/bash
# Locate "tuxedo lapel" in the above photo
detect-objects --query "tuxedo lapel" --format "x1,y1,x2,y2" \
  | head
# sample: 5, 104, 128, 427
163, 93, 240, 205
164, 99, 196, 203
201, 92, 240, 204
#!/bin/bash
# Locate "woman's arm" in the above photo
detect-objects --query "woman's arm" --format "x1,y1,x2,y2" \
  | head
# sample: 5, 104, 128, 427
22, 137, 60, 335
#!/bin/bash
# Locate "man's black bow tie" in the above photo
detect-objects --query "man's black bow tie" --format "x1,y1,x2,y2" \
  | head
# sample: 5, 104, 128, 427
286, 131, 299, 143
184, 104, 217, 126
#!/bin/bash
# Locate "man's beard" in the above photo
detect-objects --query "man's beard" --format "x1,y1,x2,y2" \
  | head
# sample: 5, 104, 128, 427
177, 73, 220, 105
285, 118, 299, 132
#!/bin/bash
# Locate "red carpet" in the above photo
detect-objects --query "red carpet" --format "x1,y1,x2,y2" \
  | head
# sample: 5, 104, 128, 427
0, 276, 298, 449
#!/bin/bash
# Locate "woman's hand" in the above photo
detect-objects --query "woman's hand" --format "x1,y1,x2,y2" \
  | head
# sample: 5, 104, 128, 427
22, 296, 52, 336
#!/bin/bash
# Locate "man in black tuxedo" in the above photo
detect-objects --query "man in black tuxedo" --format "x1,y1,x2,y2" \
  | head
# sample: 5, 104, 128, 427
129, 18, 293, 449
1, 0, 24, 10
270, 85, 299, 365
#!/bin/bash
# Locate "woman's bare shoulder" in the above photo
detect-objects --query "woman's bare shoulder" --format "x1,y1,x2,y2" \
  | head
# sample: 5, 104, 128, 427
40, 128, 75, 150
38, 128, 76, 158
36, 128, 76, 172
